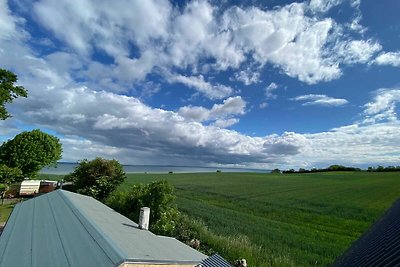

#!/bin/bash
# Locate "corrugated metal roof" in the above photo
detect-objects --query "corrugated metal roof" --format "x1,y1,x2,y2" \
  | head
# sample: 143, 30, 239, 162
0, 190, 206, 267
334, 199, 400, 266
197, 254, 234, 267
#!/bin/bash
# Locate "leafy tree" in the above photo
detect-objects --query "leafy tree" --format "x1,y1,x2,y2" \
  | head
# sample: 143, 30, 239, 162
0, 164, 23, 184
0, 129, 62, 177
271, 168, 281, 174
106, 180, 179, 236
65, 157, 126, 200
0, 69, 27, 120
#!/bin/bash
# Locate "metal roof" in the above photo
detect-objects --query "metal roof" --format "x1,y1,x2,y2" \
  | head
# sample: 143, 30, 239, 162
197, 254, 234, 267
0, 190, 206, 267
334, 199, 400, 266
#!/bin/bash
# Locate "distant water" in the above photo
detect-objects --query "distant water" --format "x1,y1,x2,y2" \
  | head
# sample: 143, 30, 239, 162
40, 162, 270, 174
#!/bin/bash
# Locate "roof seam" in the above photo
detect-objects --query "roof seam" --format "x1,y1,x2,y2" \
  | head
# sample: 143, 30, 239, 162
47, 193, 72, 267
30, 198, 35, 267
57, 190, 123, 264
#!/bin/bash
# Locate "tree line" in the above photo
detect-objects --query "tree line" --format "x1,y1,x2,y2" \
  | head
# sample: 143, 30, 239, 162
272, 164, 400, 174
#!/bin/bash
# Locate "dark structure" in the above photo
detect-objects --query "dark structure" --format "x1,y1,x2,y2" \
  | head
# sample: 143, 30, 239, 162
197, 254, 234, 267
334, 199, 400, 266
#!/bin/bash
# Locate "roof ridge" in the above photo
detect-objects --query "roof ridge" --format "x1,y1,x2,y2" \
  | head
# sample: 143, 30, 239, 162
57, 190, 126, 264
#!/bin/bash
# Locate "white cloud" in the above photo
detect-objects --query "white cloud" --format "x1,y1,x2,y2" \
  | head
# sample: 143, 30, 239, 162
212, 118, 240, 128
292, 94, 349, 106
224, 3, 343, 84
232, 69, 260, 85
178, 96, 246, 127
0, 0, 27, 40
2, 0, 400, 169
308, 0, 343, 13
375, 52, 400, 67
168, 74, 234, 100
363, 89, 400, 123
265, 82, 279, 99
335, 40, 381, 64
259, 102, 268, 109
10, 0, 379, 90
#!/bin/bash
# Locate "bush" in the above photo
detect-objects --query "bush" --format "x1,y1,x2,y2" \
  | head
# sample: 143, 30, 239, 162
65, 157, 126, 201
106, 180, 179, 236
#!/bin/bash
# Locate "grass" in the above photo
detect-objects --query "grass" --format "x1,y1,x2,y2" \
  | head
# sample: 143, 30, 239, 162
120, 171, 400, 266
0, 203, 15, 224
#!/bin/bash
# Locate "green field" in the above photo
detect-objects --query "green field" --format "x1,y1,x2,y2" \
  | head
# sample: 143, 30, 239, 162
120, 171, 400, 266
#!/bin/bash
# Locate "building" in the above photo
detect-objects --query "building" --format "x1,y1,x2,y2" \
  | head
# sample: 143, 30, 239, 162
19, 179, 57, 196
0, 190, 207, 267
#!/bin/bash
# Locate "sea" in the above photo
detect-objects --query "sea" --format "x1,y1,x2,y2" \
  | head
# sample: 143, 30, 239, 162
40, 162, 270, 174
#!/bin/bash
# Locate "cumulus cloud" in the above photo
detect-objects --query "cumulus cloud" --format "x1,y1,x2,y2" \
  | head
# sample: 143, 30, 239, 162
178, 96, 246, 127
335, 40, 382, 64
167, 74, 234, 100
232, 69, 261, 85
308, 0, 343, 13
2, 0, 400, 169
291, 94, 349, 106
363, 89, 400, 123
5, 0, 380, 91
374, 52, 400, 67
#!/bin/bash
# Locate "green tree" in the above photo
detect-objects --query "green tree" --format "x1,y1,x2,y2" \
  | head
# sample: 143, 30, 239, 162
106, 180, 179, 236
65, 157, 126, 200
271, 168, 281, 174
0, 129, 62, 178
0, 69, 28, 120
0, 164, 23, 184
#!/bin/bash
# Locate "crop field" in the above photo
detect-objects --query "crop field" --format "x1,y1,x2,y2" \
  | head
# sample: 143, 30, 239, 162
122, 171, 400, 266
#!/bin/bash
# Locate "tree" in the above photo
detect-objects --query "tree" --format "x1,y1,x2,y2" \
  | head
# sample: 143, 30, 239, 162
0, 129, 62, 178
106, 180, 179, 236
0, 69, 27, 120
271, 168, 281, 174
65, 157, 126, 200
0, 164, 23, 184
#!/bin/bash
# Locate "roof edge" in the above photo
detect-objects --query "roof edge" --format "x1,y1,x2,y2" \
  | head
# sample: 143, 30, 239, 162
115, 258, 203, 267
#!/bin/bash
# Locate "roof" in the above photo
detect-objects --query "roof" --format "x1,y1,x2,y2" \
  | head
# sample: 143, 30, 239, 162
20, 180, 41, 186
334, 199, 400, 266
0, 190, 206, 267
197, 254, 234, 267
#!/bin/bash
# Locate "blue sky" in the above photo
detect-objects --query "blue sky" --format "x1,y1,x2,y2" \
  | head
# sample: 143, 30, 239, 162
1, 0, 400, 169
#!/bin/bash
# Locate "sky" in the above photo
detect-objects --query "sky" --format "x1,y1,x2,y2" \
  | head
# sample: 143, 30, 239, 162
0, 0, 400, 169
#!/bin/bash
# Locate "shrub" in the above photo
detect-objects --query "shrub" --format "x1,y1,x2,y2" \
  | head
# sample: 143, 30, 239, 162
106, 180, 179, 236
65, 157, 126, 201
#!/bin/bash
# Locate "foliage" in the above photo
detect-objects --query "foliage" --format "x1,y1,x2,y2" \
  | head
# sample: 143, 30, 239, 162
0, 68, 27, 120
0, 129, 62, 178
120, 171, 400, 267
65, 157, 126, 200
106, 180, 179, 236
0, 183, 6, 193
271, 168, 281, 173
282, 165, 362, 173
367, 165, 400, 172
0, 164, 23, 184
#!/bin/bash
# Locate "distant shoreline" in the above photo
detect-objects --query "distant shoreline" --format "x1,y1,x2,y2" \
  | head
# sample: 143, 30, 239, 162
40, 162, 270, 174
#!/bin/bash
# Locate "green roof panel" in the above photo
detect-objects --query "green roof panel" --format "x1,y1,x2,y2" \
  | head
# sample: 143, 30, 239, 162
0, 190, 206, 267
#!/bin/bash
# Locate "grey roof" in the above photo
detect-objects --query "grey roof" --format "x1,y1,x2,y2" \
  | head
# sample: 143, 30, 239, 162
197, 254, 234, 267
334, 199, 400, 266
0, 190, 206, 267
